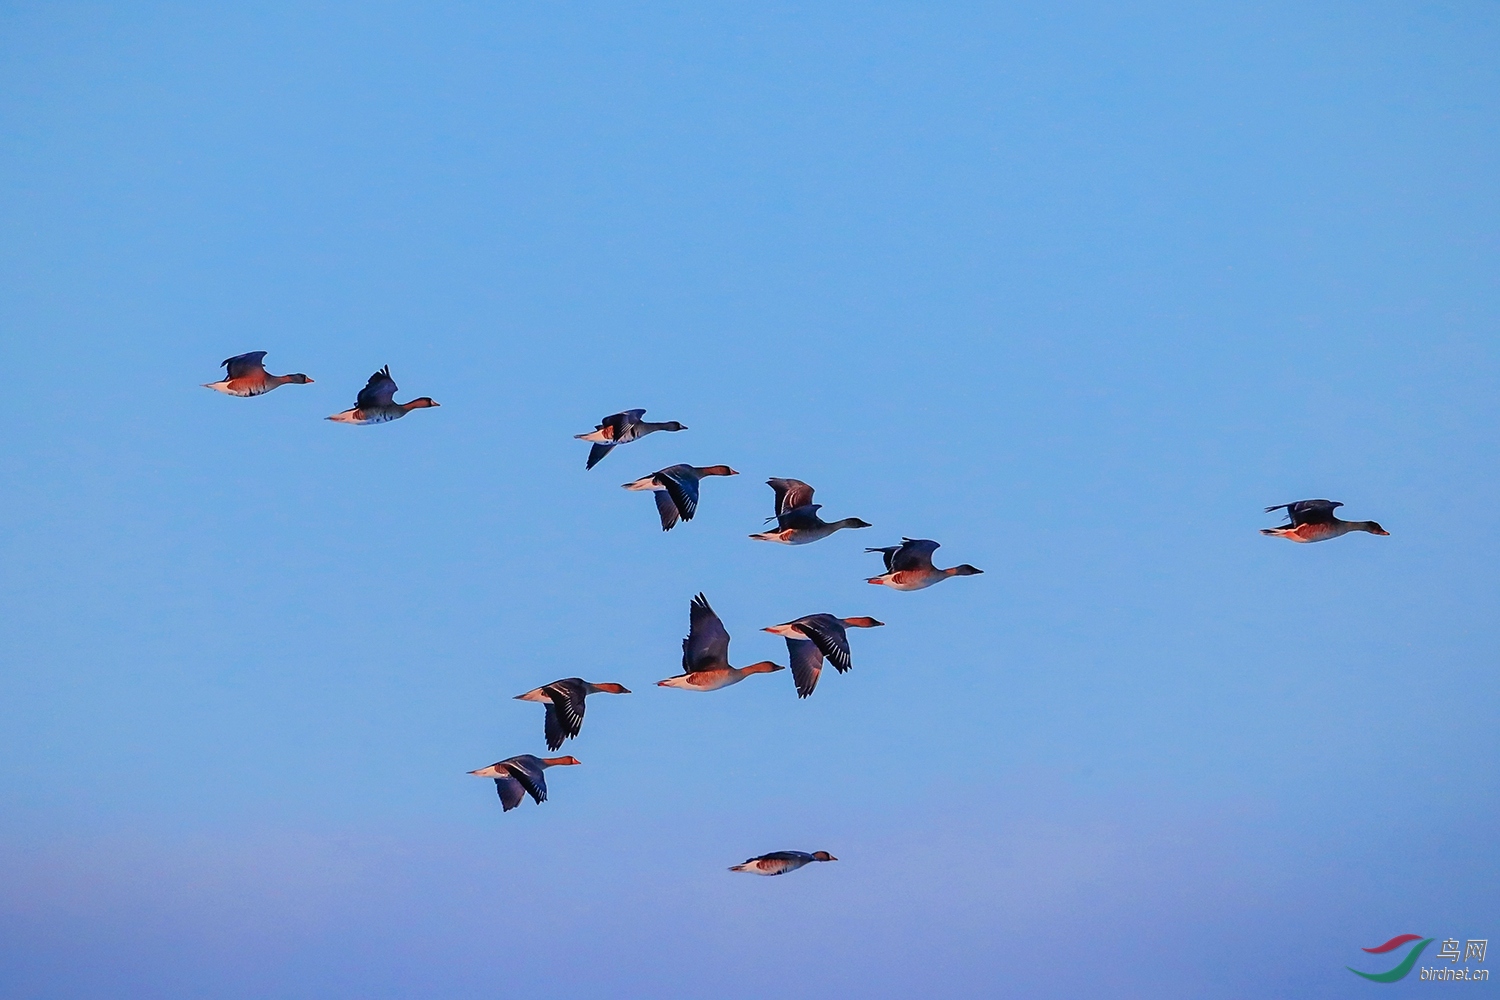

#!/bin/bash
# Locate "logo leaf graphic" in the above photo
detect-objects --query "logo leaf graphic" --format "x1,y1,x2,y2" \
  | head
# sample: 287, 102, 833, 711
1364, 934, 1424, 954
1348, 938, 1433, 983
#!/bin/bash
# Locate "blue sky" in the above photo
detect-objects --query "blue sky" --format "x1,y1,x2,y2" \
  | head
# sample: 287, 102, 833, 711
1, 3, 1496, 996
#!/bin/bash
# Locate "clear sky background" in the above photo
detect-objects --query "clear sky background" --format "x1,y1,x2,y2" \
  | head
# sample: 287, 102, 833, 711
1, 3, 1497, 997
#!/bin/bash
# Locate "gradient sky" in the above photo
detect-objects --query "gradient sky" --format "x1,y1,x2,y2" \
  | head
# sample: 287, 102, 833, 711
2, 3, 1497, 997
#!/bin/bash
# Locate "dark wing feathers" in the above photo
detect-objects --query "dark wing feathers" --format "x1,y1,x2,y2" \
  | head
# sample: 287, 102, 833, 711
795, 615, 852, 672
890, 538, 940, 572
493, 776, 527, 811
542, 680, 588, 745
654, 489, 682, 531
768, 478, 815, 516
355, 366, 398, 409
543, 704, 567, 752
1266, 499, 1343, 526
865, 545, 901, 573
503, 756, 548, 804
586, 442, 616, 470
683, 593, 731, 672
786, 638, 825, 698
776, 504, 825, 530
222, 351, 268, 379
656, 467, 700, 523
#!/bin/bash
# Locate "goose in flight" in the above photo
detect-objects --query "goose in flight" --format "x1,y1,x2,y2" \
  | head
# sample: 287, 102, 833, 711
1260, 500, 1389, 542
468, 754, 580, 811
657, 593, 784, 691
865, 538, 983, 591
514, 678, 631, 750
203, 351, 313, 397
576, 409, 686, 469
762, 614, 883, 698
622, 465, 738, 531
326, 366, 440, 424
747, 478, 871, 544
730, 850, 837, 875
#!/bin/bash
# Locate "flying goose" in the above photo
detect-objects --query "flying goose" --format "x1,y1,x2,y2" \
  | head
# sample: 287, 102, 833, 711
326, 366, 439, 424
1260, 500, 1389, 542
203, 351, 313, 397
622, 464, 738, 531
865, 538, 983, 591
576, 409, 686, 469
514, 678, 631, 750
468, 754, 580, 811
748, 478, 871, 544
762, 614, 884, 698
657, 593, 784, 691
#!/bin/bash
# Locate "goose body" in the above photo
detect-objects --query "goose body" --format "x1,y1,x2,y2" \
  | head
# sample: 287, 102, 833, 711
514, 678, 630, 750
327, 366, 440, 424
762, 614, 884, 698
576, 409, 686, 469
622, 464, 738, 531
865, 538, 983, 591
1260, 500, 1389, 543
203, 351, 313, 397
729, 850, 837, 876
468, 754, 580, 811
747, 478, 871, 544
657, 593, 784, 691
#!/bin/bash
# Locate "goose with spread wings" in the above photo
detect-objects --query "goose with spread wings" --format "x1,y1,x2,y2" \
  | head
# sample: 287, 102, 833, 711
865, 538, 983, 591
763, 614, 883, 698
203, 351, 313, 397
326, 366, 440, 424
1260, 499, 1388, 543
622, 464, 738, 531
514, 678, 631, 750
657, 593, 784, 691
575, 409, 686, 470
468, 754, 580, 811
748, 478, 871, 544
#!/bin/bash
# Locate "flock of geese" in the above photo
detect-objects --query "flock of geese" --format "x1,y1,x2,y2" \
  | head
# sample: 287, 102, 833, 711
205, 350, 1390, 876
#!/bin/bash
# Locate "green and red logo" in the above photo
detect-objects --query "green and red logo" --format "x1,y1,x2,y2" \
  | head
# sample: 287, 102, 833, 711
1348, 934, 1433, 982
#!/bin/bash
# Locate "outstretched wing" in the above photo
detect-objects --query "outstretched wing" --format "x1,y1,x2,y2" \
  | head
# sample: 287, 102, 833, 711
585, 442, 616, 470
890, 538, 940, 572
355, 366, 398, 409
786, 638, 825, 698
656, 466, 700, 523
542, 680, 588, 748
776, 504, 825, 530
493, 776, 527, 811
502, 756, 549, 804
865, 545, 902, 573
654, 489, 682, 531
768, 478, 815, 516
683, 593, 731, 672
794, 615, 852, 672
1266, 499, 1342, 526
222, 351, 268, 380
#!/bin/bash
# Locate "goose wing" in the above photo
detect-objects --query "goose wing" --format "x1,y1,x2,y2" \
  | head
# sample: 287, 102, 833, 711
865, 544, 902, 573
492, 776, 527, 811
501, 755, 548, 804
355, 366, 398, 409
683, 593, 731, 672
768, 478, 815, 516
585, 443, 616, 470
786, 638, 825, 698
1266, 499, 1342, 526
656, 466, 700, 523
222, 351, 268, 379
775, 504, 825, 530
890, 538, 940, 572
654, 489, 682, 531
793, 614, 852, 672
541, 679, 588, 749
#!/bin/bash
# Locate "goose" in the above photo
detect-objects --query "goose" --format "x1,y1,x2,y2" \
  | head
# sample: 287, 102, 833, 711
748, 478, 871, 544
762, 614, 884, 698
730, 851, 837, 876
576, 409, 686, 469
1261, 500, 1389, 543
468, 754, 580, 811
865, 538, 983, 591
326, 366, 439, 424
622, 465, 738, 531
657, 593, 784, 691
203, 351, 312, 397
514, 678, 631, 750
